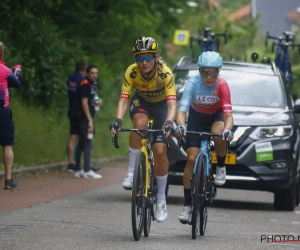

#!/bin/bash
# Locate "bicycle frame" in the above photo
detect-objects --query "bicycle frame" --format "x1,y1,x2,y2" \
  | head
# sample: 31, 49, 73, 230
111, 121, 168, 198
140, 134, 152, 198
189, 27, 227, 58
194, 140, 210, 177
275, 44, 283, 71
283, 46, 292, 83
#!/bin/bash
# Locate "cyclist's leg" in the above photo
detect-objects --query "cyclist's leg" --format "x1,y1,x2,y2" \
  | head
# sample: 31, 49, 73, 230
150, 100, 169, 222
210, 109, 226, 186
123, 93, 149, 189
178, 107, 207, 222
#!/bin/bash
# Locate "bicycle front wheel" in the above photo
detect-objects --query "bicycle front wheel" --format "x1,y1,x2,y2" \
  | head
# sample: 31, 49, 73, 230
191, 153, 205, 239
144, 163, 155, 237
199, 154, 209, 236
132, 151, 146, 241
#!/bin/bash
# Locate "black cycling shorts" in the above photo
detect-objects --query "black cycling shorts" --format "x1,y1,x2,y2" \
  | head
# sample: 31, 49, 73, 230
68, 111, 81, 135
0, 108, 15, 146
129, 92, 167, 144
186, 107, 224, 149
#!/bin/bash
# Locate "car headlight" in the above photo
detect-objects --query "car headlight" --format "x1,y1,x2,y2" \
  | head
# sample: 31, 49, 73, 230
249, 125, 293, 140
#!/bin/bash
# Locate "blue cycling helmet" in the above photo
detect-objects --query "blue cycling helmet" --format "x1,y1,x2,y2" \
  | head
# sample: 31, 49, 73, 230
197, 51, 223, 69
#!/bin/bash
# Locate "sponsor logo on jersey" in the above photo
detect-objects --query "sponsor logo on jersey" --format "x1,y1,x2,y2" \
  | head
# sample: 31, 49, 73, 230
166, 76, 174, 89
196, 95, 219, 105
123, 77, 131, 87
166, 95, 176, 100
120, 93, 130, 99
130, 69, 137, 79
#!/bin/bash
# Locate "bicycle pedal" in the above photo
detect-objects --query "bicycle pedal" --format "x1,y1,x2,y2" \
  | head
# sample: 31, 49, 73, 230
179, 220, 188, 225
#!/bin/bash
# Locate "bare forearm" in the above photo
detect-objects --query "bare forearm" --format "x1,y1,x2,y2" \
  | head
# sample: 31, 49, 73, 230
116, 99, 128, 120
83, 103, 92, 122
176, 111, 187, 126
224, 114, 233, 130
166, 100, 176, 122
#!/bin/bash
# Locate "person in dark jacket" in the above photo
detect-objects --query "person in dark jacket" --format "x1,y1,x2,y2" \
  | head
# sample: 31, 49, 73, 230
66, 60, 87, 172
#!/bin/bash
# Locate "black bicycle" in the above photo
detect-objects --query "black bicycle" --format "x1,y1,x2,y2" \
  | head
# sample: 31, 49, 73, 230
111, 121, 170, 241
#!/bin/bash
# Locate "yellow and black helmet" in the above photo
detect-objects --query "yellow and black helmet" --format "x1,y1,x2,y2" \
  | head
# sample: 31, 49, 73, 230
132, 37, 159, 55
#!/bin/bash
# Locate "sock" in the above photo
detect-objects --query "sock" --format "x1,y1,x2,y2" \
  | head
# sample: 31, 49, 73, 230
155, 174, 168, 202
128, 147, 140, 174
217, 155, 226, 167
184, 188, 192, 206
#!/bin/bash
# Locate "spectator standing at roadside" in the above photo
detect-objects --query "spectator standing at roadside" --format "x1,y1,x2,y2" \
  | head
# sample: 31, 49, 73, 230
66, 60, 87, 172
0, 41, 21, 189
74, 64, 102, 179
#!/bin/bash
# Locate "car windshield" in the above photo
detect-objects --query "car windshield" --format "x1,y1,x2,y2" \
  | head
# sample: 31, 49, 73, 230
173, 69, 285, 108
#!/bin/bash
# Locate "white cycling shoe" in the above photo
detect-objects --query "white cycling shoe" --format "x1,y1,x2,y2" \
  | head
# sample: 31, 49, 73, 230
156, 200, 168, 223
215, 166, 226, 186
178, 206, 192, 223
122, 173, 133, 190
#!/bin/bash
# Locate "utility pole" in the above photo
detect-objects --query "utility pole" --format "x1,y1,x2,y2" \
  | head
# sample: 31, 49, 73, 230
251, 0, 256, 18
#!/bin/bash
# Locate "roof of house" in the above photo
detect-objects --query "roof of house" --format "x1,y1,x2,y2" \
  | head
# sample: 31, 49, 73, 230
286, 7, 300, 25
228, 3, 251, 21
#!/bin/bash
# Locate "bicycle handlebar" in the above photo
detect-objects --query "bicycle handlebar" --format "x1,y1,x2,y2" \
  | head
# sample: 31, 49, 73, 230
211, 31, 228, 44
265, 31, 294, 47
292, 44, 300, 54
271, 40, 296, 53
177, 131, 231, 154
110, 127, 171, 150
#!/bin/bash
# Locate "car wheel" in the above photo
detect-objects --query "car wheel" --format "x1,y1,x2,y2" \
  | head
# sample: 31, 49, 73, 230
296, 175, 300, 206
273, 177, 296, 211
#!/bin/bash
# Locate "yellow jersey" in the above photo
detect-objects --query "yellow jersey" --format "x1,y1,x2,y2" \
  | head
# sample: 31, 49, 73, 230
120, 63, 176, 103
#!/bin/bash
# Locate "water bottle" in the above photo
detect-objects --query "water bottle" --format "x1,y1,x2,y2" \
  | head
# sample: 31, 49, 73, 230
13, 65, 22, 79
87, 129, 93, 139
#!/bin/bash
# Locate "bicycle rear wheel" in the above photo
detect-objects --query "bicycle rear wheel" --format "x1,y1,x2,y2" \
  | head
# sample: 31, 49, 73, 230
132, 151, 146, 241
191, 153, 205, 239
143, 163, 155, 237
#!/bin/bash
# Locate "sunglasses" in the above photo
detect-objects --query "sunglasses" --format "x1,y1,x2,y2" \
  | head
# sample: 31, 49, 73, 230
135, 54, 155, 63
199, 69, 219, 78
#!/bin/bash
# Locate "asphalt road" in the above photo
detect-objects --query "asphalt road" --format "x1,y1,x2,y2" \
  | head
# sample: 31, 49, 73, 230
0, 161, 300, 250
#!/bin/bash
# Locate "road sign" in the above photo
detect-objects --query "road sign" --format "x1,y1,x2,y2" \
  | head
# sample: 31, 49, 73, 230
173, 30, 190, 46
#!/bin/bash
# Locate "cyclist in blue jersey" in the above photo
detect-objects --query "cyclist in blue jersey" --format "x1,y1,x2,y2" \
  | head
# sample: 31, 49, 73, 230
175, 51, 234, 223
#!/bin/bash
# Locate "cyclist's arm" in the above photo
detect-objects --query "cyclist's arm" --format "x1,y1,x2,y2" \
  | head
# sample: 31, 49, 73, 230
164, 70, 177, 122
220, 81, 233, 131
116, 70, 133, 120
176, 110, 187, 126
176, 79, 194, 125
116, 98, 129, 120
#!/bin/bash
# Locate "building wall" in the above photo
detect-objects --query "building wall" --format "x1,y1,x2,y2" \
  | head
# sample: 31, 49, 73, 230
253, 0, 299, 36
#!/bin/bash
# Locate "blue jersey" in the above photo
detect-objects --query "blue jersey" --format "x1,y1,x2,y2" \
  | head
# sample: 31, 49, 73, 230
67, 73, 85, 113
179, 75, 232, 115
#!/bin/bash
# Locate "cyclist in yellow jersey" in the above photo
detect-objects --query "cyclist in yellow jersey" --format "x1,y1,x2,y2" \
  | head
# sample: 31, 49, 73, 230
110, 37, 177, 223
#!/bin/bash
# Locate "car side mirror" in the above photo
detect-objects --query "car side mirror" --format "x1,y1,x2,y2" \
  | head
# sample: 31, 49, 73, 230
294, 99, 300, 113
